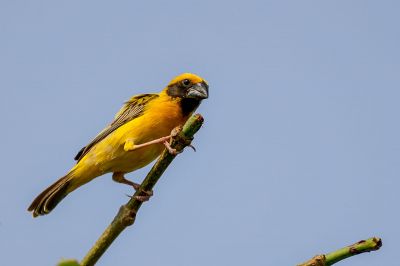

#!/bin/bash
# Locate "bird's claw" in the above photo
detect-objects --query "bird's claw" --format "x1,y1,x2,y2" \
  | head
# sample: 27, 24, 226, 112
163, 140, 182, 155
125, 183, 153, 202
164, 125, 196, 154
127, 181, 153, 197
126, 189, 153, 202
188, 144, 196, 152
133, 195, 152, 202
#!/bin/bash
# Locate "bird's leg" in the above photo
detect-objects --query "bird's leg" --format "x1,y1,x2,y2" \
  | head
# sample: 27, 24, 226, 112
125, 126, 193, 155
112, 172, 153, 202
112, 172, 141, 190
125, 136, 172, 152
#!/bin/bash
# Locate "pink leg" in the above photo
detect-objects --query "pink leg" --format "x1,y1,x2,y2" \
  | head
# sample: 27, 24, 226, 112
112, 172, 153, 202
129, 126, 185, 155
129, 135, 172, 151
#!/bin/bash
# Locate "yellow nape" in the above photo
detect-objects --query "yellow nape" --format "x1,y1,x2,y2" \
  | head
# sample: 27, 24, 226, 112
167, 73, 208, 87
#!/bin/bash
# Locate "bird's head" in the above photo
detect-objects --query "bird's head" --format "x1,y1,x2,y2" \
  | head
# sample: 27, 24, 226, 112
165, 73, 209, 100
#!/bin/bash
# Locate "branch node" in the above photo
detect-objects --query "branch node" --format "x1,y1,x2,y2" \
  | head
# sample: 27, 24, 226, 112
297, 255, 326, 266
118, 205, 136, 226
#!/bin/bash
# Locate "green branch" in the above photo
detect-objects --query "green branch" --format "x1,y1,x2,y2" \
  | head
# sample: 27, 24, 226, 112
297, 237, 382, 266
78, 114, 204, 266
57, 114, 383, 266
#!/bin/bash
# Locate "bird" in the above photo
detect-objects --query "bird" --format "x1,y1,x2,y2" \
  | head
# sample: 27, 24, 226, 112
28, 73, 209, 217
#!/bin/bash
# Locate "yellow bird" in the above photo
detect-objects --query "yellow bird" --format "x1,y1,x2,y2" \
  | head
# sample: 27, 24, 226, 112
28, 73, 209, 217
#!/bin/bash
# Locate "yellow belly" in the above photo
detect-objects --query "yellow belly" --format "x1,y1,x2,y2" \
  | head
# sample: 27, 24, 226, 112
70, 96, 187, 186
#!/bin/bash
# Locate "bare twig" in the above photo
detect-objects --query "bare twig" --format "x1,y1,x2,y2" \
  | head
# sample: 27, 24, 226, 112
298, 237, 382, 266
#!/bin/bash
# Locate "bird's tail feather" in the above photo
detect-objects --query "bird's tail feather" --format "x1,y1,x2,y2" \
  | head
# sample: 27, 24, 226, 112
28, 172, 73, 217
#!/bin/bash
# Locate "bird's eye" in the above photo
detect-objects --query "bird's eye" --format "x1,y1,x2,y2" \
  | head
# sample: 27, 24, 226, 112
182, 79, 191, 87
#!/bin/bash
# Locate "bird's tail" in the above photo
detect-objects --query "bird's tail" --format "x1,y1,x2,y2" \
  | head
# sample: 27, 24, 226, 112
28, 172, 73, 217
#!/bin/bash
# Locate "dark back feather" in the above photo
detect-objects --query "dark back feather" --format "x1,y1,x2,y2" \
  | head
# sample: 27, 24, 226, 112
74, 94, 159, 162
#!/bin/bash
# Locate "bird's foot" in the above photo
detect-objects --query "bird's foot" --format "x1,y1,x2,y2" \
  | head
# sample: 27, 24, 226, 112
163, 126, 196, 154
126, 188, 153, 202
162, 126, 183, 155
133, 194, 152, 202
163, 140, 181, 155
113, 172, 153, 202
130, 183, 153, 202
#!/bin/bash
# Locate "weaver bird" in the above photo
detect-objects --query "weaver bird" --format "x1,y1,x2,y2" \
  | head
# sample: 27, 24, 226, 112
28, 73, 208, 217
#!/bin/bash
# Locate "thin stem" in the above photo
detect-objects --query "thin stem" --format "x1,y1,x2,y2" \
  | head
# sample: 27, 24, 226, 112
297, 237, 382, 266
325, 237, 382, 265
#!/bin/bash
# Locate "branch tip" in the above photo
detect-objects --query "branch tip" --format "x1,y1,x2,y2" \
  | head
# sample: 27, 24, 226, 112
298, 237, 382, 266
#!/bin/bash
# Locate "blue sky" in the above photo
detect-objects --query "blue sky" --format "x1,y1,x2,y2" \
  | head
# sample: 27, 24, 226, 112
1, 1, 399, 265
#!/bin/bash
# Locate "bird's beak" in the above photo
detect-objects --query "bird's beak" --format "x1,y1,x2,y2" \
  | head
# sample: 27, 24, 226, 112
186, 82, 209, 99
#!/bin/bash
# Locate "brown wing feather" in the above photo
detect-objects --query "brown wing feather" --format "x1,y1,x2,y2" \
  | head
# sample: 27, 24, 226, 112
74, 93, 159, 162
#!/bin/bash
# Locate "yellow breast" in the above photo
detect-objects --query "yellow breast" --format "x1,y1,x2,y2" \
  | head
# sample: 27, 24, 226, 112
74, 93, 187, 178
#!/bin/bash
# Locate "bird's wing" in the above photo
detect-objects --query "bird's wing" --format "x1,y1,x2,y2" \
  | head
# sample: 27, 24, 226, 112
74, 93, 159, 162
